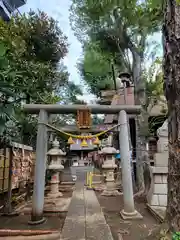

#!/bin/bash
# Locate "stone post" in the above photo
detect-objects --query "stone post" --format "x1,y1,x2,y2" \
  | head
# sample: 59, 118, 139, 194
115, 150, 122, 189
147, 120, 168, 219
47, 139, 65, 198
30, 110, 48, 225
119, 110, 142, 219
100, 145, 120, 196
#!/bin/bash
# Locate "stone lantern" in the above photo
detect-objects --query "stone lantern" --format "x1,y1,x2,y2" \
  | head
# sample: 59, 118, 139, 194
99, 144, 120, 196
157, 120, 168, 153
47, 138, 66, 198
118, 72, 131, 88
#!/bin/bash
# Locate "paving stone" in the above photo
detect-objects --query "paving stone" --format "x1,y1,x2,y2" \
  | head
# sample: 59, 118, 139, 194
61, 167, 114, 240
84, 185, 113, 240
61, 183, 85, 240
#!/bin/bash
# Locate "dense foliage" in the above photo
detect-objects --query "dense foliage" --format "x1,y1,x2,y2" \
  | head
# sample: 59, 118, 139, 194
78, 42, 114, 97
0, 11, 82, 147
70, 0, 163, 95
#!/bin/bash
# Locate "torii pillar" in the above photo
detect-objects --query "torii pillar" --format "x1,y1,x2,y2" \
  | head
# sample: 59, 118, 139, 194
29, 110, 48, 225
119, 110, 142, 219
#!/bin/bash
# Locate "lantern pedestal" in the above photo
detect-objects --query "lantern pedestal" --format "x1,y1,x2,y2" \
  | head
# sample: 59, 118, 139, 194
47, 167, 64, 198
101, 165, 120, 196
116, 166, 122, 190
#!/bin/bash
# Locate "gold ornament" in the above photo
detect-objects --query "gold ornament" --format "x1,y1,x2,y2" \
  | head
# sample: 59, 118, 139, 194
67, 137, 75, 145
93, 137, 100, 145
81, 139, 88, 147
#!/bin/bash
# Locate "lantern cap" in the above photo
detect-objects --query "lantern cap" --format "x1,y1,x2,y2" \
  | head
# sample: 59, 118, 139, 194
48, 164, 64, 170
100, 146, 118, 155
118, 72, 131, 79
47, 139, 66, 156
47, 148, 66, 156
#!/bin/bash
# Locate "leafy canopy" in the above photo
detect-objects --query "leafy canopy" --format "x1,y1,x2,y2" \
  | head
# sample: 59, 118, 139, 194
78, 42, 114, 96
0, 11, 83, 146
0, 11, 69, 103
71, 0, 163, 96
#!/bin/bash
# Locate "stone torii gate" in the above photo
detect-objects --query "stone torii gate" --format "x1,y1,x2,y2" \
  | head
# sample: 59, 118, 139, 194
23, 104, 142, 224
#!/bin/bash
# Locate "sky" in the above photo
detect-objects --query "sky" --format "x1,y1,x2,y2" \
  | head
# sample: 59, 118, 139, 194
20, 0, 95, 102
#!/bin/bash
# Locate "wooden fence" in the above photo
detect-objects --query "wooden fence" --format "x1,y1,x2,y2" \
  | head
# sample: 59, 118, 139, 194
0, 142, 35, 193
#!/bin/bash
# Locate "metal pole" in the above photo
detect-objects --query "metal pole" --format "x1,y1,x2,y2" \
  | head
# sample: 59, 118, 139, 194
111, 63, 117, 91
2, 147, 6, 199
5, 147, 13, 214
119, 110, 142, 219
29, 109, 48, 224
123, 82, 127, 104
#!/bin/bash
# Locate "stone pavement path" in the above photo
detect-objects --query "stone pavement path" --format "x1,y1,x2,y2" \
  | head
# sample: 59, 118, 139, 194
61, 167, 114, 240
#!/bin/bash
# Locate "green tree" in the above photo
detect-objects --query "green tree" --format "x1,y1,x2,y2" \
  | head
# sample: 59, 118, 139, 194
60, 81, 83, 104
78, 42, 114, 97
20, 10, 68, 64
144, 58, 164, 109
0, 11, 69, 103
138, 58, 166, 139
70, 0, 164, 191
0, 42, 23, 146
0, 11, 82, 146
92, 115, 104, 125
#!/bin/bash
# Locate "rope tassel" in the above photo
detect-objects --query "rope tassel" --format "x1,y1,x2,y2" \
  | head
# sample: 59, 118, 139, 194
81, 139, 88, 147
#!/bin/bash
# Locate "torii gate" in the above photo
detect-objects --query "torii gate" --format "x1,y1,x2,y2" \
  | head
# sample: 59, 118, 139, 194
23, 104, 142, 224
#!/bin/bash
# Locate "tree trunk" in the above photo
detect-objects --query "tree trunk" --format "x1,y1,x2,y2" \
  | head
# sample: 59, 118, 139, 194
164, 0, 180, 231
132, 52, 146, 191
135, 117, 146, 190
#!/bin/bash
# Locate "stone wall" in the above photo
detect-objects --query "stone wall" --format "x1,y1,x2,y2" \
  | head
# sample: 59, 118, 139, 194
147, 120, 168, 219
150, 152, 168, 208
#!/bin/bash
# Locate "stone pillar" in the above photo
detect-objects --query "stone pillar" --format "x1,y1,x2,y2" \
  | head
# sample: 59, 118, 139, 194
107, 134, 113, 146
47, 139, 65, 198
119, 110, 142, 219
147, 120, 168, 219
100, 145, 120, 196
30, 110, 48, 225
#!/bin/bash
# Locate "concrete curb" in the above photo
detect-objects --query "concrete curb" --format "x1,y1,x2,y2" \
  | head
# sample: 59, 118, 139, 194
1, 232, 61, 240
146, 203, 164, 223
